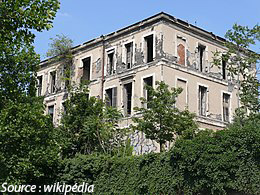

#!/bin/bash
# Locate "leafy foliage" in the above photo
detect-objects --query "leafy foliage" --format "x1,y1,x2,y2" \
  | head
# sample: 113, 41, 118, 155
133, 81, 197, 152
213, 24, 260, 115
0, 0, 60, 185
59, 85, 130, 157
0, 0, 60, 108
59, 114, 260, 195
0, 97, 61, 185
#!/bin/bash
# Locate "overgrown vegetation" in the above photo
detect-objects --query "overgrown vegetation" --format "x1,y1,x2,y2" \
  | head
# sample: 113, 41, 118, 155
0, 0, 60, 185
59, 115, 260, 194
133, 81, 197, 152
59, 85, 131, 158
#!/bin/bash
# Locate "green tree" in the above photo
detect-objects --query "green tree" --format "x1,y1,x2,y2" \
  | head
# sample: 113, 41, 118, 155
0, 0, 60, 108
46, 34, 74, 90
213, 24, 260, 117
0, 0, 60, 184
0, 97, 60, 185
133, 81, 197, 152
60, 85, 130, 157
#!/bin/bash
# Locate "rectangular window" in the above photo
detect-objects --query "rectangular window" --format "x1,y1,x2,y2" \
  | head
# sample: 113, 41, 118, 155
105, 87, 117, 107
176, 79, 187, 110
62, 102, 67, 115
82, 57, 91, 82
223, 93, 230, 122
50, 71, 56, 93
37, 75, 43, 96
143, 76, 153, 108
125, 42, 133, 69
123, 83, 132, 116
198, 44, 206, 72
107, 51, 115, 75
144, 35, 153, 63
198, 86, 207, 116
48, 105, 54, 122
222, 58, 227, 80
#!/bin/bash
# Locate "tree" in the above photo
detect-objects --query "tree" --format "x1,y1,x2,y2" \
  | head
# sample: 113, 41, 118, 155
0, 97, 61, 185
0, 0, 60, 108
46, 34, 74, 90
0, 0, 60, 184
59, 85, 130, 157
213, 24, 260, 118
133, 81, 197, 152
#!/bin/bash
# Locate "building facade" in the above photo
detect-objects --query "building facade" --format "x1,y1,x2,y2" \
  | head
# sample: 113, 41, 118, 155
37, 12, 239, 153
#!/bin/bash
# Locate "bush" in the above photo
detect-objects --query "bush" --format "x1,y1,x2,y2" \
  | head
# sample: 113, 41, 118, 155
59, 116, 260, 194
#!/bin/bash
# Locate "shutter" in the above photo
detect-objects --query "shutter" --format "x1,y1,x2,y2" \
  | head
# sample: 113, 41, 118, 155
112, 87, 117, 107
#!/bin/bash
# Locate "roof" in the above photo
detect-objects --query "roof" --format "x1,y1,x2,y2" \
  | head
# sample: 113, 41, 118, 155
40, 12, 226, 65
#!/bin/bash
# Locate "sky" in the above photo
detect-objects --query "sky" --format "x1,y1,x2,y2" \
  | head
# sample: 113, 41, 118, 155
34, 0, 260, 60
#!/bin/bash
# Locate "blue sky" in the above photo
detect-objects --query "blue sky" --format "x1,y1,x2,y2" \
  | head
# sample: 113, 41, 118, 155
34, 0, 260, 60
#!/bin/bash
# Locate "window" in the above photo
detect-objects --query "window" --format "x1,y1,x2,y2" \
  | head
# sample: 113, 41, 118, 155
107, 50, 115, 75
82, 57, 91, 82
37, 75, 43, 96
105, 87, 117, 107
48, 105, 54, 122
125, 42, 133, 69
198, 44, 206, 72
176, 79, 187, 110
177, 44, 185, 65
198, 86, 207, 116
143, 76, 153, 108
123, 83, 132, 116
223, 93, 230, 122
144, 35, 153, 63
62, 102, 67, 115
222, 57, 227, 80
50, 71, 56, 93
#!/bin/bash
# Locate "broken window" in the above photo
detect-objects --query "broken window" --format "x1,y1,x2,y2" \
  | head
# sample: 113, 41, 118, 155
50, 71, 56, 93
37, 75, 43, 96
144, 35, 153, 63
223, 93, 230, 122
143, 76, 153, 108
81, 57, 91, 83
105, 87, 117, 107
177, 44, 185, 65
222, 57, 227, 80
48, 105, 54, 122
125, 42, 133, 69
198, 86, 207, 116
198, 44, 206, 72
107, 50, 115, 75
123, 83, 132, 116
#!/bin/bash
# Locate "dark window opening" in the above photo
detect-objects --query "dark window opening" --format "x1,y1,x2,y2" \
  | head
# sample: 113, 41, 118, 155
199, 86, 207, 116
50, 71, 56, 93
48, 105, 54, 122
145, 35, 153, 63
198, 45, 206, 72
82, 57, 91, 83
223, 93, 230, 122
222, 58, 227, 80
125, 42, 133, 69
124, 83, 132, 116
105, 87, 117, 107
37, 75, 43, 96
143, 76, 153, 108
108, 52, 114, 75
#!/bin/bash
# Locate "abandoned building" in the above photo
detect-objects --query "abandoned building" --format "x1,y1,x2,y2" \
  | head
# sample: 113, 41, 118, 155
37, 12, 240, 154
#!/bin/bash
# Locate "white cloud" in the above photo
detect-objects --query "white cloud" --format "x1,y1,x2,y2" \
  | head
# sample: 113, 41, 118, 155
57, 12, 71, 17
